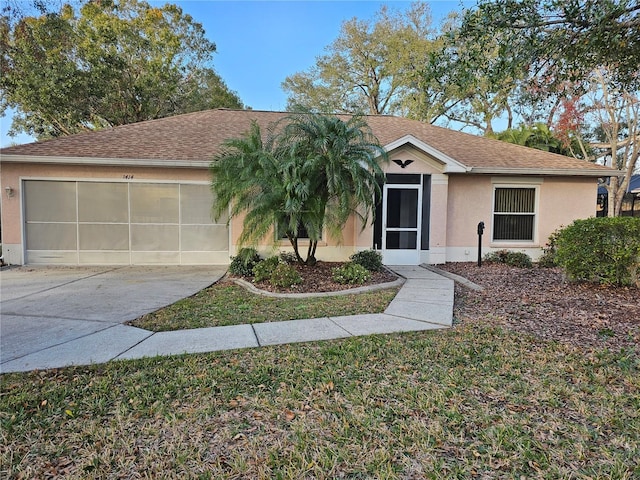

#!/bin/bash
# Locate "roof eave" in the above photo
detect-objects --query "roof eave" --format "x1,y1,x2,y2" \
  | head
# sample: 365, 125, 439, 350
468, 167, 624, 177
0, 154, 211, 169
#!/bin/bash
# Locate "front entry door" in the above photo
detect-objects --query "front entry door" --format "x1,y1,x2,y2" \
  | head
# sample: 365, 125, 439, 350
382, 183, 421, 265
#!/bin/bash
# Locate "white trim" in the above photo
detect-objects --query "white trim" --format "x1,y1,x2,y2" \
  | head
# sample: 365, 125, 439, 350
473, 167, 620, 177
1, 154, 210, 168
383, 135, 470, 173
492, 176, 543, 185
18, 175, 210, 185
491, 184, 540, 245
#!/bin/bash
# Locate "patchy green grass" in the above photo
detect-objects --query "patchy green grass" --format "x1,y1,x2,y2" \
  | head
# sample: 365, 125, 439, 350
2, 324, 638, 479
130, 281, 399, 331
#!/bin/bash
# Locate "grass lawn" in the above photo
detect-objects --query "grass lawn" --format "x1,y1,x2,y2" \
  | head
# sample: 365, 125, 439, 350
130, 281, 400, 331
2, 324, 638, 479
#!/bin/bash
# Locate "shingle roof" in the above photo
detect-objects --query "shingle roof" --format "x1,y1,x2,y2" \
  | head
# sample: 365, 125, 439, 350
0, 108, 618, 176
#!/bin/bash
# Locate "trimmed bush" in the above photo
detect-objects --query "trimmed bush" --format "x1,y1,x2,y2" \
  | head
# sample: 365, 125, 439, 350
332, 262, 372, 285
229, 248, 261, 277
484, 249, 532, 268
554, 217, 640, 286
252, 256, 281, 283
278, 252, 298, 265
538, 230, 560, 268
269, 263, 302, 288
350, 249, 383, 272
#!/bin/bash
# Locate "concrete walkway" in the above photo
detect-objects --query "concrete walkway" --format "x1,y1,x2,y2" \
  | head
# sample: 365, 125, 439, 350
1, 265, 453, 374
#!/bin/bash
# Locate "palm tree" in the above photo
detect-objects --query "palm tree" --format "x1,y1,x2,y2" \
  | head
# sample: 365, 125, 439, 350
210, 121, 288, 248
276, 112, 387, 264
490, 123, 571, 156
210, 113, 387, 265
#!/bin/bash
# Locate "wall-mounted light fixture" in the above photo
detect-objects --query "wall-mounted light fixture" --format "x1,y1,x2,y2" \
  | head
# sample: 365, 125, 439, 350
4, 186, 15, 198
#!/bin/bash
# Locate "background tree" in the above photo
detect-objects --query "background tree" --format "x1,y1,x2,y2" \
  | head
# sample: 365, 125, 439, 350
211, 113, 386, 265
554, 70, 639, 217
457, 0, 639, 216
459, 0, 640, 90
282, 2, 438, 120
488, 123, 574, 155
1, 0, 243, 139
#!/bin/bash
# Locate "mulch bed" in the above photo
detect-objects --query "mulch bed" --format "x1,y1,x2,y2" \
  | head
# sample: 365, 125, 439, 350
438, 262, 640, 353
238, 261, 399, 294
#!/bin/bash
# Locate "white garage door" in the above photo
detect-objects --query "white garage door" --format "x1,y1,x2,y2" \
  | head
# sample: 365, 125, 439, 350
23, 180, 229, 265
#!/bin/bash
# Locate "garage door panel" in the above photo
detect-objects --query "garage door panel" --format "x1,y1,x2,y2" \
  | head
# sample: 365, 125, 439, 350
181, 184, 227, 224
131, 251, 180, 264
79, 252, 130, 264
24, 181, 77, 222
24, 180, 229, 265
78, 183, 129, 222
26, 223, 77, 250
181, 225, 228, 251
131, 224, 179, 251
28, 251, 79, 264
79, 224, 129, 250
130, 184, 179, 223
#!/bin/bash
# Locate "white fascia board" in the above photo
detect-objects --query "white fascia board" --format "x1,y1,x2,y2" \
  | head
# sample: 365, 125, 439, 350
0, 154, 211, 169
470, 167, 624, 177
383, 135, 471, 173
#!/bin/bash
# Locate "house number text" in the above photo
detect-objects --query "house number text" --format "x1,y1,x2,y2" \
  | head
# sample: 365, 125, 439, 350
123, 174, 134, 179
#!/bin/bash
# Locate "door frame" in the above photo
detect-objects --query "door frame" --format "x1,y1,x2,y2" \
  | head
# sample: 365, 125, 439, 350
381, 182, 422, 265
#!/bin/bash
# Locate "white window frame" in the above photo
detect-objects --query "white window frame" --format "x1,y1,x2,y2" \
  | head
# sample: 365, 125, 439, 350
491, 181, 540, 244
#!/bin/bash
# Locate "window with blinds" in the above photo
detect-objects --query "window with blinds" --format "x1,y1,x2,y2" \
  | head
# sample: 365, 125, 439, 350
493, 187, 536, 241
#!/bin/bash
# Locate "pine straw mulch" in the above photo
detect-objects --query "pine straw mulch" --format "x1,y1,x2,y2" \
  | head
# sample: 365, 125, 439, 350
245, 261, 399, 294
438, 262, 640, 353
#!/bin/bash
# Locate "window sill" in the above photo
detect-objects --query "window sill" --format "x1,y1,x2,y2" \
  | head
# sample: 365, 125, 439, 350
490, 241, 539, 247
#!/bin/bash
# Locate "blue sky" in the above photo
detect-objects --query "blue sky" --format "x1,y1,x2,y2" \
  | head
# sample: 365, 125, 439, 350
0, 0, 474, 147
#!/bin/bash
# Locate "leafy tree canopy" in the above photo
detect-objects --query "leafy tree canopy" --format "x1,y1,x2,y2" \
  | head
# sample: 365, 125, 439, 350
459, 0, 640, 89
282, 2, 439, 120
1, 0, 243, 139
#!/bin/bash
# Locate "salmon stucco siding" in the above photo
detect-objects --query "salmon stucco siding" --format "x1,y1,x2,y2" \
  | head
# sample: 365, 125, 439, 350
0, 109, 621, 266
444, 174, 599, 262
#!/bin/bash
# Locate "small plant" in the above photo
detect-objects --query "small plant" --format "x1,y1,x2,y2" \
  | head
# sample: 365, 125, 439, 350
332, 262, 372, 285
538, 230, 560, 268
278, 252, 298, 265
484, 249, 532, 268
269, 263, 302, 288
229, 247, 261, 277
252, 256, 281, 283
350, 249, 383, 272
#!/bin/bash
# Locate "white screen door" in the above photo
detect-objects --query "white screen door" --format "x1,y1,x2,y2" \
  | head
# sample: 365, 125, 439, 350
381, 183, 421, 265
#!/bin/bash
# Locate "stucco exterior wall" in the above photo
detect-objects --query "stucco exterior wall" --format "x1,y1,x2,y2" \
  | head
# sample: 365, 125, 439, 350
445, 174, 598, 261
0, 154, 601, 266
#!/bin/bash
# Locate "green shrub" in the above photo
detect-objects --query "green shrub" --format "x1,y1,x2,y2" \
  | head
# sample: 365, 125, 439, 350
332, 262, 372, 285
278, 252, 298, 264
269, 263, 302, 288
483, 249, 532, 268
538, 230, 560, 268
252, 256, 281, 283
229, 247, 261, 277
554, 217, 640, 286
350, 249, 383, 272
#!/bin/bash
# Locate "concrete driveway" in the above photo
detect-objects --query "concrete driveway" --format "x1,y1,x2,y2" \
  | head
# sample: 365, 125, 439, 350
1, 265, 226, 373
